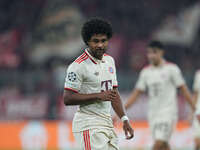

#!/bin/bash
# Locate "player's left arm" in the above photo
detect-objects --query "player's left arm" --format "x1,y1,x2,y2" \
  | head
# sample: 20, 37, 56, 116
179, 84, 195, 111
111, 87, 134, 139
172, 65, 195, 111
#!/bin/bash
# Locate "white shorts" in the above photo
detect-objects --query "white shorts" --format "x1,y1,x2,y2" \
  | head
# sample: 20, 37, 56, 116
73, 128, 119, 150
193, 117, 200, 138
149, 119, 176, 142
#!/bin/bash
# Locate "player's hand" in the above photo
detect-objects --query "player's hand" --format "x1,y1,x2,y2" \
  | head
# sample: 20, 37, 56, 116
123, 120, 134, 140
98, 90, 117, 101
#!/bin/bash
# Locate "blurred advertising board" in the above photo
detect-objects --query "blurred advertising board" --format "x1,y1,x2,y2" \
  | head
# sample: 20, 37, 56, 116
0, 121, 194, 150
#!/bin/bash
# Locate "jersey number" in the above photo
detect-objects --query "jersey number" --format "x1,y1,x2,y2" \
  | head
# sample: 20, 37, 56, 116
151, 83, 161, 97
153, 122, 171, 138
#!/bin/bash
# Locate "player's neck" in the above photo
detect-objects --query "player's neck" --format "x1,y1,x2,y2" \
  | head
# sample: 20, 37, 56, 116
152, 59, 165, 67
87, 48, 103, 60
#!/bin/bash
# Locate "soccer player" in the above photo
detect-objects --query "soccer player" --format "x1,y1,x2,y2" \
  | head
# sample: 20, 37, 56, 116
193, 70, 200, 150
63, 18, 134, 150
121, 41, 195, 150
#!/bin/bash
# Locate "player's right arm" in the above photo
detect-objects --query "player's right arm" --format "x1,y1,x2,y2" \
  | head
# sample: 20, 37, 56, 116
64, 90, 117, 105
125, 69, 146, 109
125, 89, 143, 110
63, 62, 117, 105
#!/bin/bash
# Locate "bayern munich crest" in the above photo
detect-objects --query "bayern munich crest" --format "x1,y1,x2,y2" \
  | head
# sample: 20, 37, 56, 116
67, 72, 77, 82
109, 67, 114, 74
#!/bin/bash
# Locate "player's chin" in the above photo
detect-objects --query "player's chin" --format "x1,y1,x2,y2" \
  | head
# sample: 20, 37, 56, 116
97, 49, 105, 54
96, 53, 104, 60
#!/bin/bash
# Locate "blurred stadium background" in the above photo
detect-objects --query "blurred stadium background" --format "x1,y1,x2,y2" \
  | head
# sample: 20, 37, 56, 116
0, 0, 200, 149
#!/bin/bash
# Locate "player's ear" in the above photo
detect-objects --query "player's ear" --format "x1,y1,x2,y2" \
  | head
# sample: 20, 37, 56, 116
86, 39, 90, 46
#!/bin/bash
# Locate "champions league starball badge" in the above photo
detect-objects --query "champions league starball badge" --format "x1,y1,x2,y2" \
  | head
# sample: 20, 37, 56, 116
67, 72, 77, 82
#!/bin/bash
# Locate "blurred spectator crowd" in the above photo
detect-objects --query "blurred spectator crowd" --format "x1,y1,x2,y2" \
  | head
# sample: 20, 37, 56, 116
0, 0, 200, 120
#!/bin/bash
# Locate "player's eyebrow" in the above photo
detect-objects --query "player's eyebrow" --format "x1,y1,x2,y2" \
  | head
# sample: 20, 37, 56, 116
92, 38, 99, 42
91, 38, 107, 42
101, 38, 107, 41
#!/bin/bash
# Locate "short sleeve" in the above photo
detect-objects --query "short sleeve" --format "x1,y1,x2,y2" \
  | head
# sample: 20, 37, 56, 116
135, 70, 146, 91
64, 63, 83, 92
193, 71, 200, 92
171, 65, 185, 88
112, 58, 118, 87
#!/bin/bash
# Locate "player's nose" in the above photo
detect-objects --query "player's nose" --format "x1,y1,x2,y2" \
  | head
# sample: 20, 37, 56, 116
97, 42, 103, 48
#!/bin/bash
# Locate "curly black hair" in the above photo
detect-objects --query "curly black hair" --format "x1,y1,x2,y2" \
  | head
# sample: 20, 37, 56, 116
81, 18, 113, 45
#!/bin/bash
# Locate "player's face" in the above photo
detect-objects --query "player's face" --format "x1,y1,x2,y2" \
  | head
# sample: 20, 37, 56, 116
87, 34, 108, 60
147, 47, 163, 66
